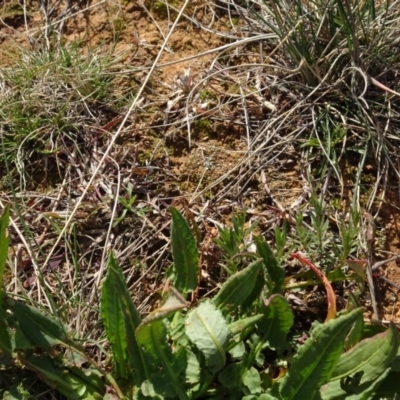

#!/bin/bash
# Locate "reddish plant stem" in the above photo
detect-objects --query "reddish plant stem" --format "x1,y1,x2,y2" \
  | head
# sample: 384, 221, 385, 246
291, 252, 337, 322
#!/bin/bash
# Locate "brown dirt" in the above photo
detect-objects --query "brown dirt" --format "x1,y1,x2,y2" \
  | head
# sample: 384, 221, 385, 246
378, 193, 400, 322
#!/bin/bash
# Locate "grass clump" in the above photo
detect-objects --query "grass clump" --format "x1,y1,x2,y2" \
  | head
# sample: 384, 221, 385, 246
227, 0, 400, 240
0, 44, 123, 189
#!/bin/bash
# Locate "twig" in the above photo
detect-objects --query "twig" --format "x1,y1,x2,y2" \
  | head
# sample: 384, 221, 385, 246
372, 255, 400, 272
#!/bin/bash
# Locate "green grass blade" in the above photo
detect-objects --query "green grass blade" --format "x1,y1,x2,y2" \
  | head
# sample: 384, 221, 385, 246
186, 299, 231, 373
0, 205, 10, 293
170, 207, 198, 295
101, 252, 148, 385
321, 323, 399, 399
279, 308, 363, 400
213, 259, 263, 311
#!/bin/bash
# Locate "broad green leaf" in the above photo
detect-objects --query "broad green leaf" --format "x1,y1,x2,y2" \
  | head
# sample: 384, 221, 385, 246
186, 348, 201, 391
218, 363, 241, 389
321, 323, 399, 399
101, 252, 148, 384
213, 259, 263, 311
0, 205, 10, 294
139, 381, 164, 399
14, 325, 33, 351
6, 297, 70, 349
136, 319, 189, 400
170, 207, 198, 295
241, 269, 265, 309
344, 314, 364, 350
258, 294, 293, 350
335, 370, 389, 400
150, 347, 192, 398
136, 319, 168, 362
279, 308, 363, 400
255, 236, 284, 294
101, 254, 129, 380
243, 367, 262, 395
170, 311, 190, 347
186, 299, 231, 373
68, 365, 105, 395
359, 323, 386, 340
229, 341, 246, 359
19, 353, 103, 399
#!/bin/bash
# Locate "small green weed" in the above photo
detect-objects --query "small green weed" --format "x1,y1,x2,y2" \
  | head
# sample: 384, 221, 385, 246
192, 118, 213, 137
113, 183, 150, 227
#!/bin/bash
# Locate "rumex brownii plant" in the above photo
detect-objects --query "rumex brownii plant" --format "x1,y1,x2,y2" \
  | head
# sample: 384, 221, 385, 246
0, 205, 400, 399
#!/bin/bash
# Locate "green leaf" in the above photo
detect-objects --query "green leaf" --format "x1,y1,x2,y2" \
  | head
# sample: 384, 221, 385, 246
101, 252, 148, 384
218, 363, 242, 389
229, 314, 264, 337
6, 297, 70, 350
243, 395, 281, 400
321, 323, 399, 399
258, 294, 294, 350
136, 319, 169, 362
0, 306, 12, 365
213, 259, 263, 311
136, 319, 189, 400
186, 348, 201, 390
279, 308, 363, 400
370, 371, 400, 399
229, 341, 246, 360
3, 383, 30, 400
170, 207, 198, 295
0, 205, 10, 293
19, 353, 103, 399
186, 299, 231, 373
14, 325, 33, 351
255, 236, 284, 294
142, 285, 188, 324
243, 367, 262, 395
241, 270, 266, 310
139, 381, 164, 399
344, 315, 364, 350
